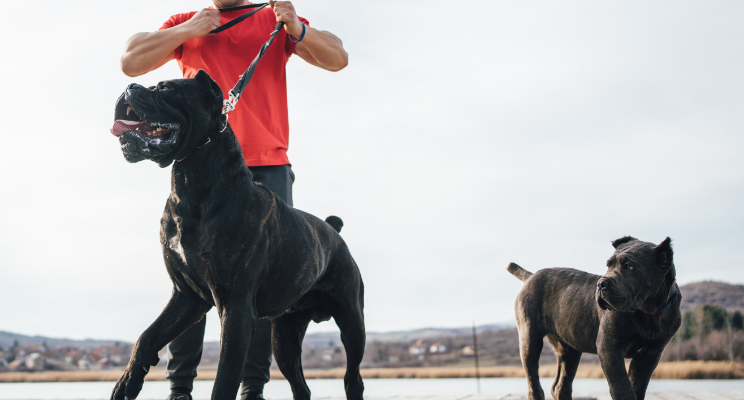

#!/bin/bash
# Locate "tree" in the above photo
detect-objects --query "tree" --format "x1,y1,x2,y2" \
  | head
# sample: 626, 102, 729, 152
695, 305, 728, 335
730, 311, 744, 331
680, 311, 698, 340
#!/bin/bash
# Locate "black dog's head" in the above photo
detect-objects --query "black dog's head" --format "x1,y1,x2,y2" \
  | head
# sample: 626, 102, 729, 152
596, 236, 676, 314
111, 70, 226, 168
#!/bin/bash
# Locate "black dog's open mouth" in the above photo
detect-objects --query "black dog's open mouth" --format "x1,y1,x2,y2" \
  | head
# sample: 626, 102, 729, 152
111, 98, 179, 143
111, 91, 183, 166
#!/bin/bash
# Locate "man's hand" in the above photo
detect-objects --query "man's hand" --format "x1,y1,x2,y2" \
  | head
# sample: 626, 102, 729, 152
181, 8, 222, 39
269, 1, 304, 39
268, 0, 348, 72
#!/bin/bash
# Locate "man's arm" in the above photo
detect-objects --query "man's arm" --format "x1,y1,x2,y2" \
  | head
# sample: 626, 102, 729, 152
120, 9, 222, 77
269, 1, 348, 72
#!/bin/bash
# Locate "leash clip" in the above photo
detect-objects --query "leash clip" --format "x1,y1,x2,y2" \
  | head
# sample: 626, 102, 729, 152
222, 91, 240, 114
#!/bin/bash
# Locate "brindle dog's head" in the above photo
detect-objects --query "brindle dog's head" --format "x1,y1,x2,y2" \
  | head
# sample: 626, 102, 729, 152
596, 236, 676, 314
111, 70, 227, 167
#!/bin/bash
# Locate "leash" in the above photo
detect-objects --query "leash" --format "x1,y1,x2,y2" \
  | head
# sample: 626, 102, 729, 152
210, 3, 269, 34
208, 3, 287, 115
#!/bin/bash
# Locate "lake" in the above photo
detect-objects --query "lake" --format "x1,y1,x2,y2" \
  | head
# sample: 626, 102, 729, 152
1, 378, 744, 399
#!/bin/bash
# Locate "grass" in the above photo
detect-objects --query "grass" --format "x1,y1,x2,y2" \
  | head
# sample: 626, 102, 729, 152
1, 361, 742, 383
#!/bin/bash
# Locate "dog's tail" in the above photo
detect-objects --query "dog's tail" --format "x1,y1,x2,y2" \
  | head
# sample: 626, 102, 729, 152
325, 216, 344, 233
507, 262, 533, 282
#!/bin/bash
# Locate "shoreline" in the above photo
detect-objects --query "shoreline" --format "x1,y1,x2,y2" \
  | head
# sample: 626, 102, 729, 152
0, 361, 742, 383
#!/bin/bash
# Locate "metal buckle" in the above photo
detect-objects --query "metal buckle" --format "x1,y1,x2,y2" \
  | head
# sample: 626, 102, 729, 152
222, 91, 240, 114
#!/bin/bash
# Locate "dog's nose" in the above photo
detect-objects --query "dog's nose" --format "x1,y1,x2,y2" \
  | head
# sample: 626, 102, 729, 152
598, 279, 609, 290
126, 83, 147, 91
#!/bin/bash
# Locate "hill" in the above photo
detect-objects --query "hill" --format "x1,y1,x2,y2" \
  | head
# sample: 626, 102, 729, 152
0, 331, 122, 350
1, 323, 514, 351
679, 281, 744, 313
298, 322, 514, 347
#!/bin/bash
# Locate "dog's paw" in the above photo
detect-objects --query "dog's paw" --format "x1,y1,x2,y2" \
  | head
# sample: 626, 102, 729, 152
111, 364, 149, 400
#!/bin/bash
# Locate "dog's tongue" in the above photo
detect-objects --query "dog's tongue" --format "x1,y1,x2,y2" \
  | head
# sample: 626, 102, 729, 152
111, 120, 149, 137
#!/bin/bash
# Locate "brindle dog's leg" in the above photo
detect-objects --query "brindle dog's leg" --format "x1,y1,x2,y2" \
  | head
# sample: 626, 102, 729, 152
272, 309, 314, 400
331, 299, 365, 400
519, 328, 545, 400
598, 343, 636, 400
546, 335, 582, 400
320, 258, 365, 400
111, 289, 211, 400
628, 349, 663, 400
211, 302, 257, 400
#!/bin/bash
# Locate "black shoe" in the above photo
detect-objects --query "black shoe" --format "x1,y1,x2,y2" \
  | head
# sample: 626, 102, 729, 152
167, 392, 192, 400
240, 393, 265, 400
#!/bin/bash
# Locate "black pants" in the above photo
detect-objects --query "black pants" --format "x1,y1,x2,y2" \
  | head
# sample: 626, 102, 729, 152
165, 165, 295, 395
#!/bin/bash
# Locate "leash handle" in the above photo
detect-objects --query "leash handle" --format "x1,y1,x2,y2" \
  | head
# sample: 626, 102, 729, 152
222, 21, 285, 114
210, 3, 269, 34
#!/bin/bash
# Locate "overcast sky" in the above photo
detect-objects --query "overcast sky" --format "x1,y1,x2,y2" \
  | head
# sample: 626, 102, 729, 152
0, 1, 742, 343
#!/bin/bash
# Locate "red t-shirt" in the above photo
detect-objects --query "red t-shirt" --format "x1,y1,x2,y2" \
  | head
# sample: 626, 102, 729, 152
160, 7, 308, 166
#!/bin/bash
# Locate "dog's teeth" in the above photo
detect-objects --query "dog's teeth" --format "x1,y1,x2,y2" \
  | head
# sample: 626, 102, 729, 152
126, 106, 133, 115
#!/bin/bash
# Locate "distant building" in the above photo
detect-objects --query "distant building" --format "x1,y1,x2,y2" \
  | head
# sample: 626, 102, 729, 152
95, 358, 114, 370
387, 353, 399, 363
25, 353, 43, 371
429, 343, 447, 354
78, 358, 90, 370
409, 339, 426, 355
7, 360, 24, 371
462, 345, 475, 356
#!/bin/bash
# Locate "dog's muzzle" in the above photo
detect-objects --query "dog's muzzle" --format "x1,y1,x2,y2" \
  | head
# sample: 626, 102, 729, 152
596, 278, 625, 311
112, 90, 181, 163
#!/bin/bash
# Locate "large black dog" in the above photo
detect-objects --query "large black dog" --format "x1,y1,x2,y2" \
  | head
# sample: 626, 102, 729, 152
508, 237, 681, 400
110, 70, 365, 400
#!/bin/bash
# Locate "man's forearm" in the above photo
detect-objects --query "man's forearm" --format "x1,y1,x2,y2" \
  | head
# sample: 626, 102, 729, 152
121, 27, 192, 77
121, 9, 222, 77
295, 27, 348, 72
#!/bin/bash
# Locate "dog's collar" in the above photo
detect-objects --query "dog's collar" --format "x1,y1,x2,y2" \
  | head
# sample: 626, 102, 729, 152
176, 137, 212, 163
658, 292, 678, 314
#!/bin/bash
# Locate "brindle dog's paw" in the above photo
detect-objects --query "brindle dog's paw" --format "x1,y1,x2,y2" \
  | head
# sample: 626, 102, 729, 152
111, 364, 149, 400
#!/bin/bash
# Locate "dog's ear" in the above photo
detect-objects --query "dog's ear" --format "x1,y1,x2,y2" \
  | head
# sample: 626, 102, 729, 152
194, 69, 224, 105
612, 236, 637, 249
655, 237, 674, 268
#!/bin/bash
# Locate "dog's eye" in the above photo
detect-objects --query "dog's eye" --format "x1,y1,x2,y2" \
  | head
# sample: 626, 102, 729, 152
623, 264, 633, 270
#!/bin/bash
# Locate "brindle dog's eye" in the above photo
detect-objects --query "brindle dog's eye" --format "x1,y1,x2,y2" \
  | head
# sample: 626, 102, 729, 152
623, 264, 633, 270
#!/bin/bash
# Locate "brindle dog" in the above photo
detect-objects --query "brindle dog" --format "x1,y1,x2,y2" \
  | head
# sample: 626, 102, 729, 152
109, 70, 365, 400
508, 237, 681, 400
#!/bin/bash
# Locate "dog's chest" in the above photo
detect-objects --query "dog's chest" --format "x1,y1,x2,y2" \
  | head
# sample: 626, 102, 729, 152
169, 233, 189, 264
163, 212, 216, 267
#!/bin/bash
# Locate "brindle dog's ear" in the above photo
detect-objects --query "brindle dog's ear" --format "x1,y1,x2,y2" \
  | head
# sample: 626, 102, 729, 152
194, 69, 224, 108
612, 236, 637, 249
655, 237, 673, 268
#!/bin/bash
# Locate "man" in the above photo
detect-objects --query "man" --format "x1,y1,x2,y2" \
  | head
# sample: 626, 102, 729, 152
120, 2, 348, 399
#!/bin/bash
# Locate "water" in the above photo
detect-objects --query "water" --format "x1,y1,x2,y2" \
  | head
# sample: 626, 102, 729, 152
0, 378, 743, 399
